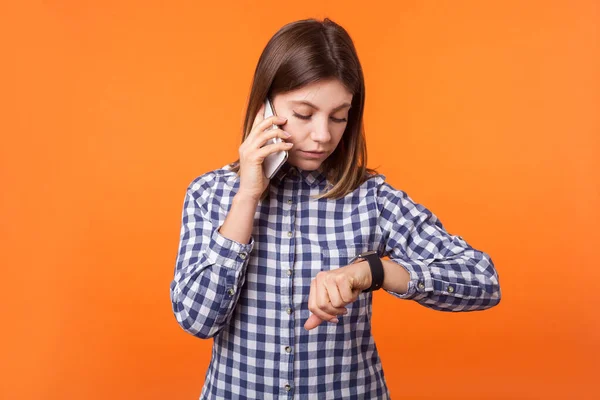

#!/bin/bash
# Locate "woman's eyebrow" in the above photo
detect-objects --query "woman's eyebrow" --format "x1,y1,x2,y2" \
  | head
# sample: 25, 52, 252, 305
289, 100, 351, 112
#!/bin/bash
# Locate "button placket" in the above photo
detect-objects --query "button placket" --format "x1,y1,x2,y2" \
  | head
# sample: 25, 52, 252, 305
280, 173, 297, 394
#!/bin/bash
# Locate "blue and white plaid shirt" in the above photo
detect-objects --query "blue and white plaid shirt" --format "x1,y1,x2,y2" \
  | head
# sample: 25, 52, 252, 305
170, 162, 501, 399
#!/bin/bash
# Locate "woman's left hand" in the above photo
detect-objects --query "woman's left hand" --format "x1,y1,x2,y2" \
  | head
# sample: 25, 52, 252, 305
304, 261, 372, 330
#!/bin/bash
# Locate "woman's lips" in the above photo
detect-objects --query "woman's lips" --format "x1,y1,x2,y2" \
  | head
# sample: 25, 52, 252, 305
300, 150, 326, 159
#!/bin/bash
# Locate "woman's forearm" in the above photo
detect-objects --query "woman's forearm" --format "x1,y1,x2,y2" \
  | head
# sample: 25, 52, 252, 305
381, 259, 410, 294
218, 193, 260, 244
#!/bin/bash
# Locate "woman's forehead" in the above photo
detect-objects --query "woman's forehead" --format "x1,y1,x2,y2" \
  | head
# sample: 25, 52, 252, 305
278, 79, 353, 108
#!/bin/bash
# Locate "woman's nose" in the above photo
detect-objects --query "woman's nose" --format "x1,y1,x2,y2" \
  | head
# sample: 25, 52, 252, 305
310, 119, 331, 142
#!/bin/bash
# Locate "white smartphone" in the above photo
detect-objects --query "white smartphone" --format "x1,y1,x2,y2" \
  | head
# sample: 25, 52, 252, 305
262, 98, 288, 179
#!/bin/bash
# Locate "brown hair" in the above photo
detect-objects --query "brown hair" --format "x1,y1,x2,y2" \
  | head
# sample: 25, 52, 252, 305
230, 17, 378, 200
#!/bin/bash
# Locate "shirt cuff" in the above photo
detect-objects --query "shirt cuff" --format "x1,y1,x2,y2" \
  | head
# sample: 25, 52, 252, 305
385, 258, 434, 299
204, 225, 254, 269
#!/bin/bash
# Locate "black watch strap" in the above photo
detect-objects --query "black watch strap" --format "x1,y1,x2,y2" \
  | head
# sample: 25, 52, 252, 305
352, 251, 384, 293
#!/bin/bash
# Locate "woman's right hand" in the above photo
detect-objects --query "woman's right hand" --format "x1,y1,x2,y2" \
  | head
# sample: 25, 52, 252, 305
237, 104, 293, 200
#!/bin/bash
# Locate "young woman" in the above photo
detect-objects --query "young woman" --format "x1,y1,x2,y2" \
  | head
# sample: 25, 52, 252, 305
170, 18, 501, 399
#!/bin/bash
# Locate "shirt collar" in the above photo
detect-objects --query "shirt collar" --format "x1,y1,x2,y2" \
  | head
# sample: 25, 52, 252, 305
272, 163, 327, 188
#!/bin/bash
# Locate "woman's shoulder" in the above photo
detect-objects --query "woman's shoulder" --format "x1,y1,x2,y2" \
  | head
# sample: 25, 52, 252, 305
356, 169, 393, 194
357, 170, 414, 204
185, 162, 240, 196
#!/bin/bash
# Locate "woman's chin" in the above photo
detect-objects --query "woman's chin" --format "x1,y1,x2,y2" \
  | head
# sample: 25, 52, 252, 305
287, 157, 323, 171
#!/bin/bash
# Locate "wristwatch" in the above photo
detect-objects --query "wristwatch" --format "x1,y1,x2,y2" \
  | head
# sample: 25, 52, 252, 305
350, 250, 384, 293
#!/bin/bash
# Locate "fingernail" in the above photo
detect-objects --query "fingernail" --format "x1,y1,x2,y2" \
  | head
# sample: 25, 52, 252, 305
283, 131, 291, 137
278, 116, 287, 121
330, 318, 339, 323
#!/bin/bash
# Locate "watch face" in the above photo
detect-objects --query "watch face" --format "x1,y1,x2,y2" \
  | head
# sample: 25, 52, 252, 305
351, 250, 377, 264
360, 250, 377, 257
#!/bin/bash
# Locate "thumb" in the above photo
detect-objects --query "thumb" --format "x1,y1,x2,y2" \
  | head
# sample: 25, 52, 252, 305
304, 313, 324, 331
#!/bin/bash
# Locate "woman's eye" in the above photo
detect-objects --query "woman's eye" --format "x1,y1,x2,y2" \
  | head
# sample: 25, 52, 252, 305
293, 112, 347, 123
293, 112, 311, 120
331, 117, 347, 123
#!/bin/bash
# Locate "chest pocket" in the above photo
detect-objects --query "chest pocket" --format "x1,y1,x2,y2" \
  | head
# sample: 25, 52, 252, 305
320, 245, 360, 272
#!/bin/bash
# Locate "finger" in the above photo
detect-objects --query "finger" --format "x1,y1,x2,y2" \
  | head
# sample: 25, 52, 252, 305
316, 273, 347, 315
323, 279, 348, 316
248, 116, 287, 141
314, 275, 346, 318
308, 278, 338, 323
337, 276, 357, 305
252, 127, 292, 150
304, 313, 325, 330
255, 141, 293, 161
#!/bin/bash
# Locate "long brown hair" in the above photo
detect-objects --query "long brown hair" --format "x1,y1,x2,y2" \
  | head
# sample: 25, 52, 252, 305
230, 18, 378, 200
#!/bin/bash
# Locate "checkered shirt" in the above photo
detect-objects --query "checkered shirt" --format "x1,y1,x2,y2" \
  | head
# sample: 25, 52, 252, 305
170, 162, 501, 399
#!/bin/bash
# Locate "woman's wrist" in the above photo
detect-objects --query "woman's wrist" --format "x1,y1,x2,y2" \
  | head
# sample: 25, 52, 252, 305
234, 191, 261, 204
219, 192, 260, 245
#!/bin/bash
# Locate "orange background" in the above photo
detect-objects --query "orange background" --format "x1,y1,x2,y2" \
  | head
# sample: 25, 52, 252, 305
1, 1, 598, 399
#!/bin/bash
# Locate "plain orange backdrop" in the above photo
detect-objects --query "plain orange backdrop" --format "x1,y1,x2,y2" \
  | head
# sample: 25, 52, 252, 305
1, 1, 598, 399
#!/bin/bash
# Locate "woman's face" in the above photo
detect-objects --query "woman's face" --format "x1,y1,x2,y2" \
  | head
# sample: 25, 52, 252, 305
272, 78, 353, 171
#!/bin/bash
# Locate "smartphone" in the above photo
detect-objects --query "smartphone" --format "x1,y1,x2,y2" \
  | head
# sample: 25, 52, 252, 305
262, 98, 288, 179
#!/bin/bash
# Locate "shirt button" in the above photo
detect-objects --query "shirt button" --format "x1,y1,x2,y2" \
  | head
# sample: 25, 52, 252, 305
447, 285, 455, 293
239, 252, 247, 260
286, 307, 293, 315
285, 346, 292, 353
227, 288, 235, 296
418, 282, 425, 290
287, 199, 293, 204
284, 384, 292, 391
287, 231, 293, 238
286, 269, 293, 277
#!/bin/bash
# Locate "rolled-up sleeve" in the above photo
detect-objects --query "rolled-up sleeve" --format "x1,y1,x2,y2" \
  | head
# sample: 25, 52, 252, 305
376, 181, 501, 311
170, 175, 254, 338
